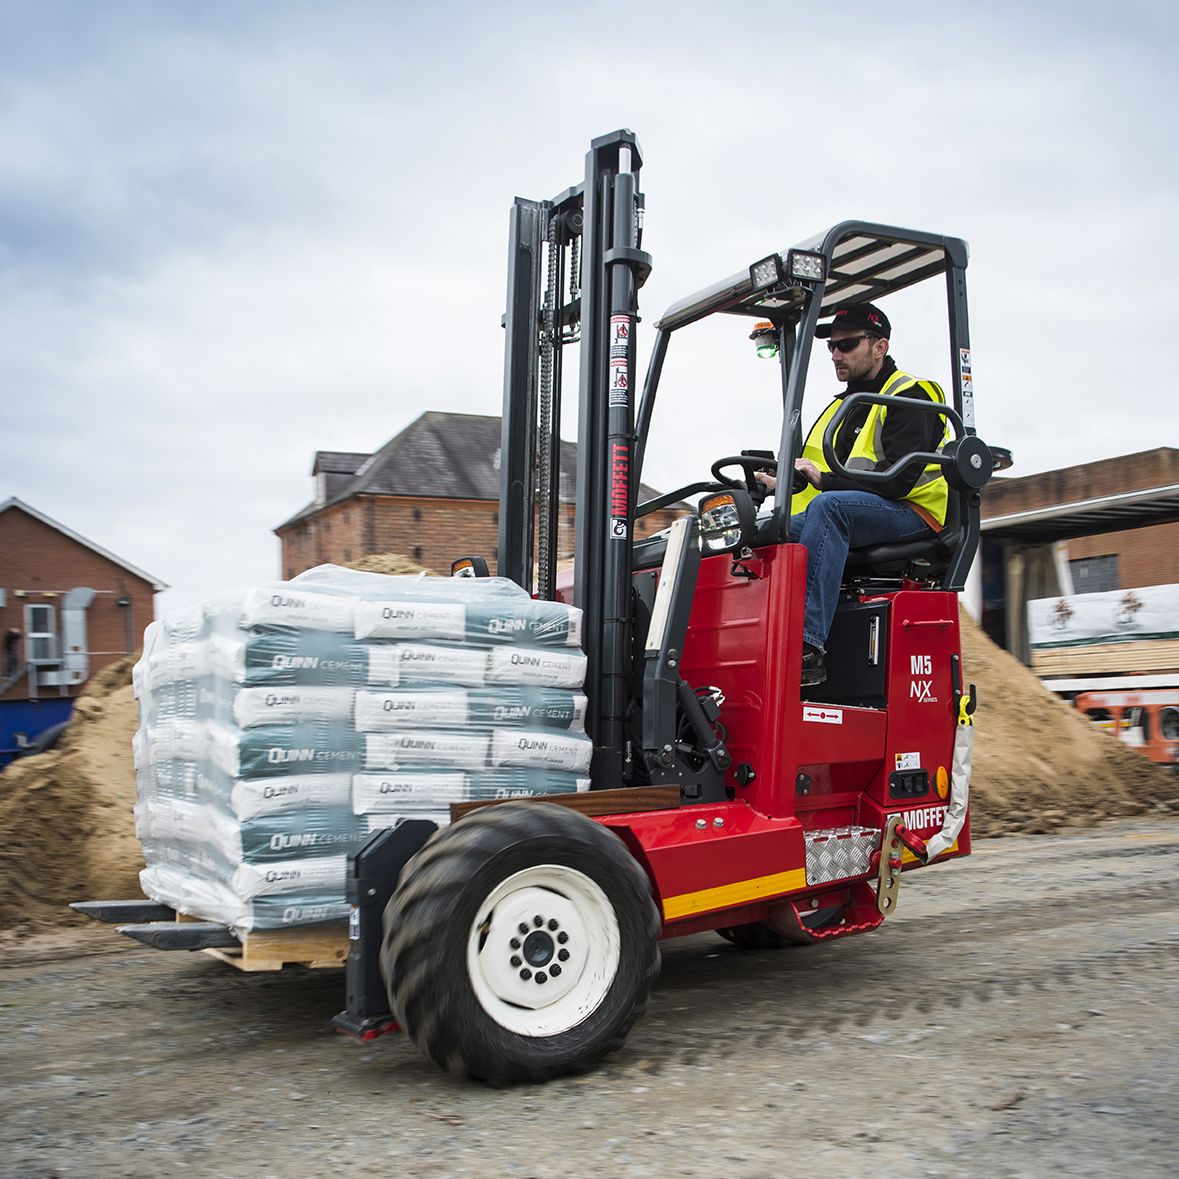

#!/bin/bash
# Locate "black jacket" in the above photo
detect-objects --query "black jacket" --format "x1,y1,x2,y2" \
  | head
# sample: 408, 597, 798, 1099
817, 356, 944, 500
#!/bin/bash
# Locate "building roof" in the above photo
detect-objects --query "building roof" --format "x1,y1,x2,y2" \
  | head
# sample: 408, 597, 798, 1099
277, 411, 676, 531
0, 497, 169, 591
981, 449, 1179, 543
312, 451, 371, 476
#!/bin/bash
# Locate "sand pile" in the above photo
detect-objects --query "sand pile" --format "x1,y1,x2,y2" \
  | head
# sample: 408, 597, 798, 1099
0, 656, 143, 932
347, 553, 431, 576
959, 604, 1177, 834
0, 591, 1175, 933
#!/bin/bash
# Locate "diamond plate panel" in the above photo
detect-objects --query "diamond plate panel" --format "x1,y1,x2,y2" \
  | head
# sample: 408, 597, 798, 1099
805, 826, 881, 885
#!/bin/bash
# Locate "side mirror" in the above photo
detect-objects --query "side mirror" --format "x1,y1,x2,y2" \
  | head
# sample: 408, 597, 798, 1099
698, 489, 756, 555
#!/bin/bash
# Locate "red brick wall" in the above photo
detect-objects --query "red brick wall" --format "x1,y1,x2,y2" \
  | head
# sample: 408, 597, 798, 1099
980, 449, 1179, 592
277, 495, 687, 580
0, 507, 158, 701
1065, 521, 1179, 589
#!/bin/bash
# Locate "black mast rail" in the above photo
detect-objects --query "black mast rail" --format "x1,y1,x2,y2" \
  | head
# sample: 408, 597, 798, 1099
498, 130, 650, 789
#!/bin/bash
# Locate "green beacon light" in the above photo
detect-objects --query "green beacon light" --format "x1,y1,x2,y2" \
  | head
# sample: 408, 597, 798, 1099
750, 321, 778, 360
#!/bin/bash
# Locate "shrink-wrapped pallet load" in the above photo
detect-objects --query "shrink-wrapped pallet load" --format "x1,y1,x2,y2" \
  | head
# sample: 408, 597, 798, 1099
133, 566, 590, 931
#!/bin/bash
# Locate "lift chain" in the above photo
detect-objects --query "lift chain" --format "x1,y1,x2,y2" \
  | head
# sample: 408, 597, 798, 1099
536, 213, 560, 595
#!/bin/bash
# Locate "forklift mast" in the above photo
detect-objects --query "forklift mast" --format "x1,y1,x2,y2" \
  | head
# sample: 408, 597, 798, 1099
498, 130, 651, 787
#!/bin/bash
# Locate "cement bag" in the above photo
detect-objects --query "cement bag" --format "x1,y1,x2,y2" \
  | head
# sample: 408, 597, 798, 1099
228, 771, 354, 820
353, 687, 587, 733
206, 721, 365, 779
231, 685, 355, 729
485, 647, 587, 689
488, 728, 594, 772
231, 854, 349, 900
208, 631, 375, 687
351, 768, 591, 814
230, 809, 372, 864
355, 598, 582, 647
376, 643, 490, 687
363, 730, 491, 772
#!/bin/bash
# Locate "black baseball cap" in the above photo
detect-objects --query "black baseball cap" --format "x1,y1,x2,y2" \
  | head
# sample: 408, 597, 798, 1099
815, 303, 891, 339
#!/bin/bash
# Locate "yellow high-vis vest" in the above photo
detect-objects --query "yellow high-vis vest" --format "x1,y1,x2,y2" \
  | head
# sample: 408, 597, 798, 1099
789, 369, 949, 528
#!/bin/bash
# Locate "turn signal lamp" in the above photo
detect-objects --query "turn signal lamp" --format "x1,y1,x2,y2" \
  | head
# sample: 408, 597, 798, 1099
749, 321, 778, 360
749, 254, 784, 292
935, 765, 950, 800
451, 556, 490, 578
786, 249, 826, 282
698, 491, 755, 554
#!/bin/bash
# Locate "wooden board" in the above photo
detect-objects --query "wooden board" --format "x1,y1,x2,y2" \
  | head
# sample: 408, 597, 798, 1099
1031, 639, 1179, 677
450, 783, 681, 823
198, 922, 350, 972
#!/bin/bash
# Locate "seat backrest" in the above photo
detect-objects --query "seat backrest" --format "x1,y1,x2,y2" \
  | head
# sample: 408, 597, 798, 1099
842, 484, 964, 583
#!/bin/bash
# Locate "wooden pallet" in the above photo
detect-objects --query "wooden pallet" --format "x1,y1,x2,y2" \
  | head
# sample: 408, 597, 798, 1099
196, 920, 350, 972
186, 788, 680, 971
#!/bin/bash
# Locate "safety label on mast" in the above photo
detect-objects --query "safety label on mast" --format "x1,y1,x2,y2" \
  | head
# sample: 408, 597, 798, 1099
609, 315, 631, 408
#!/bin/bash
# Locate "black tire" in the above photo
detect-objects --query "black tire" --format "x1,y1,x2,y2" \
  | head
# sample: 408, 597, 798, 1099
717, 905, 845, 948
381, 802, 662, 1083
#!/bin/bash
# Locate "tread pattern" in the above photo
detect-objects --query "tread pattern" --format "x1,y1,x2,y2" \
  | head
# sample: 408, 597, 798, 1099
381, 802, 662, 1083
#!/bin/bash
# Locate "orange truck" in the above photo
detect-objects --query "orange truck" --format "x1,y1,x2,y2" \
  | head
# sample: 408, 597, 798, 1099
1074, 688, 1179, 773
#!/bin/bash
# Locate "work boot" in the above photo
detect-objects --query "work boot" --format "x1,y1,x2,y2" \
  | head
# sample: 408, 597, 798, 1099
801, 641, 827, 686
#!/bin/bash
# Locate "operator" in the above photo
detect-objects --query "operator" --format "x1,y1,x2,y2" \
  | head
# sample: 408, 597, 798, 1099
756, 303, 948, 686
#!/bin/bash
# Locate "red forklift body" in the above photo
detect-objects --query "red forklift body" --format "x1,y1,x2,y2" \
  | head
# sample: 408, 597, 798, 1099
566, 545, 969, 937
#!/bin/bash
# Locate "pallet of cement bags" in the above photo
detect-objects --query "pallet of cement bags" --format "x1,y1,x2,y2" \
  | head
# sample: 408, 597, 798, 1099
132, 565, 590, 932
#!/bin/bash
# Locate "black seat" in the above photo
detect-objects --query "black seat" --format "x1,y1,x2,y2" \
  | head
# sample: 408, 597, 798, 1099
843, 487, 964, 582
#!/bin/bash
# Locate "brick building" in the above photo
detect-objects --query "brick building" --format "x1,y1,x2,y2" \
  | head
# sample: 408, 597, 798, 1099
275, 412, 689, 579
978, 448, 1179, 666
1, 498, 166, 766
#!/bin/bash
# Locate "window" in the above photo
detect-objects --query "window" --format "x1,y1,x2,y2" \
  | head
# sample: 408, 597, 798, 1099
413, 546, 423, 561
1069, 555, 1118, 594
25, 604, 57, 663
413, 508, 422, 522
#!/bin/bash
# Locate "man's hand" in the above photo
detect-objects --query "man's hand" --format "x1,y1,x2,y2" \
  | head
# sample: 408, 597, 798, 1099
795, 458, 822, 488
754, 470, 777, 492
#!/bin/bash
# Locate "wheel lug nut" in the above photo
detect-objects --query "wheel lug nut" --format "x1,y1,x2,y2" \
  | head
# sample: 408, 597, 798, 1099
558, 948, 569, 961
533, 915, 543, 927
518, 923, 529, 935
520, 968, 532, 980
510, 937, 521, 950
547, 919, 559, 930
556, 932, 569, 944
535, 972, 547, 984
550, 964, 562, 977
510, 956, 521, 967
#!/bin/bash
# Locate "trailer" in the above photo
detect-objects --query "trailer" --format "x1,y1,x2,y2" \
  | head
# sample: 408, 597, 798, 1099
78, 130, 1007, 1082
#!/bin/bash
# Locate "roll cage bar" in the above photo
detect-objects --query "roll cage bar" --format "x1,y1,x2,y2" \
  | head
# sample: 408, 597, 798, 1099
497, 133, 996, 787
635, 221, 980, 586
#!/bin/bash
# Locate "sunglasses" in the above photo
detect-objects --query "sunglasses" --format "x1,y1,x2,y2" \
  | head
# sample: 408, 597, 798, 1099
827, 334, 877, 354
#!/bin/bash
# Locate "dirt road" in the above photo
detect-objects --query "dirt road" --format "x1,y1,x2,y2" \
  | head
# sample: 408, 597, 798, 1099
3, 817, 1176, 1179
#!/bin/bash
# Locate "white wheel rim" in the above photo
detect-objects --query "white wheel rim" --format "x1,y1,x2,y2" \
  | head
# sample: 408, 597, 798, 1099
466, 864, 620, 1037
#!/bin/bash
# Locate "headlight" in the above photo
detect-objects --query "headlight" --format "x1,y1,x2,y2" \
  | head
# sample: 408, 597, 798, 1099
785, 249, 826, 282
749, 254, 784, 292
698, 491, 755, 554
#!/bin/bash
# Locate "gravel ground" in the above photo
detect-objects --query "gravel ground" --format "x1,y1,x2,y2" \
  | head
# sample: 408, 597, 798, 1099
2, 817, 1177, 1179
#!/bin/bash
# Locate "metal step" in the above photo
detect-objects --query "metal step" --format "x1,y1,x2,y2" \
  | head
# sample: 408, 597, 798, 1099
71, 900, 177, 924
115, 922, 240, 951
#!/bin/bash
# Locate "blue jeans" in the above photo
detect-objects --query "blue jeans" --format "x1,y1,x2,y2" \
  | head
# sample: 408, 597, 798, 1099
789, 492, 933, 650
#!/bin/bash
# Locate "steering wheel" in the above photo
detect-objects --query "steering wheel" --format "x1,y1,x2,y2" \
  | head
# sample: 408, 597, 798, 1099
710, 455, 778, 508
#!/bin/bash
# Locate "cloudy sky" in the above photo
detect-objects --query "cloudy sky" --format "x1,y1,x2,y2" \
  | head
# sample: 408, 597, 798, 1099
2, 0, 1175, 612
